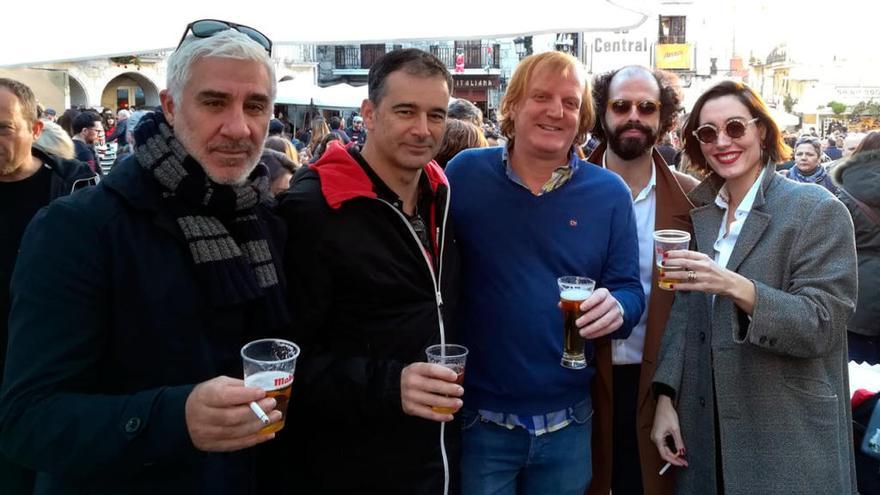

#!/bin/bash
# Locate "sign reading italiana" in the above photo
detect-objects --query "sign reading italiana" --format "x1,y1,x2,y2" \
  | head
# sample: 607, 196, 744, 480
453, 76, 499, 90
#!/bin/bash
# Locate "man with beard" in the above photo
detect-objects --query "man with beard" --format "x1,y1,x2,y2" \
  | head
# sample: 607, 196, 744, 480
72, 111, 104, 175
586, 65, 698, 495
0, 25, 291, 493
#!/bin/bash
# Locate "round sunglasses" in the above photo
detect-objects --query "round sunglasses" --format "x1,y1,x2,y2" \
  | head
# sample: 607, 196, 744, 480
608, 99, 662, 116
692, 117, 759, 145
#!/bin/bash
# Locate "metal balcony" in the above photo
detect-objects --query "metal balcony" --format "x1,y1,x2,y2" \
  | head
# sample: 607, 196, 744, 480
333, 44, 501, 70
430, 45, 501, 70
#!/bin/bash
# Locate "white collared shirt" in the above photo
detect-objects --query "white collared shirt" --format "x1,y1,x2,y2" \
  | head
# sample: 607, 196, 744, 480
713, 169, 765, 270
603, 152, 656, 365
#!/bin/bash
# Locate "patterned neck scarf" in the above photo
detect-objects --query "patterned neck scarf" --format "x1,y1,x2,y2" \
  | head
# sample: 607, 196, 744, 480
787, 163, 829, 184
133, 111, 289, 327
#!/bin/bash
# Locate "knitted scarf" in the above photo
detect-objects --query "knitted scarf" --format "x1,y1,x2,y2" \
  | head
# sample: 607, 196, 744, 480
787, 163, 838, 194
133, 111, 289, 327
787, 163, 830, 184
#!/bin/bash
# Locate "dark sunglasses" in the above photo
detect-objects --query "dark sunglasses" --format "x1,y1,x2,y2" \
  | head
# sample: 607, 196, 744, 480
692, 117, 759, 145
608, 99, 662, 116
177, 19, 272, 55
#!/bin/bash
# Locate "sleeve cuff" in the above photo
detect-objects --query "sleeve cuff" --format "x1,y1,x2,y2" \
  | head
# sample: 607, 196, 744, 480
652, 382, 676, 402
135, 384, 200, 463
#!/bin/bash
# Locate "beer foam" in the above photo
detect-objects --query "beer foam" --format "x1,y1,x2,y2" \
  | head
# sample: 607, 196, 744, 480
245, 370, 293, 391
561, 288, 591, 301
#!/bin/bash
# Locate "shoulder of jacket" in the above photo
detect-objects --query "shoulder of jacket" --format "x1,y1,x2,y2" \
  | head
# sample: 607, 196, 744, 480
768, 175, 841, 212
277, 167, 329, 213
671, 169, 700, 192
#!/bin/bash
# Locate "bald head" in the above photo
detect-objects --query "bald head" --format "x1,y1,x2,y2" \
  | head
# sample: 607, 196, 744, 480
609, 66, 660, 93
843, 133, 865, 158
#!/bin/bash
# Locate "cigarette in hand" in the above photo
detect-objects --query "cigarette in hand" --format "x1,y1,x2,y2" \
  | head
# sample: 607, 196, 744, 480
659, 462, 672, 475
249, 401, 270, 424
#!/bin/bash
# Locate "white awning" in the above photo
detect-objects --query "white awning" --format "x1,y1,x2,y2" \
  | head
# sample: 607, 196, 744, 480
768, 107, 799, 127
275, 80, 367, 108
1, 0, 652, 67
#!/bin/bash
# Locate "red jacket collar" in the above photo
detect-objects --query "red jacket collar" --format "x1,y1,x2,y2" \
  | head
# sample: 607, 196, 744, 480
311, 141, 447, 209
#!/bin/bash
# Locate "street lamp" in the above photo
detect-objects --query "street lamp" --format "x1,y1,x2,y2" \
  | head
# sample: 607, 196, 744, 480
513, 37, 526, 60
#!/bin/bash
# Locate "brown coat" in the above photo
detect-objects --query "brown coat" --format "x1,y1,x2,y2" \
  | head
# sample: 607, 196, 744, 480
586, 144, 698, 495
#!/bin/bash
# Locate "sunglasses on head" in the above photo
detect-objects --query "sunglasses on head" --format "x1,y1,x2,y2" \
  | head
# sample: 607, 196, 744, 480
608, 99, 662, 116
692, 117, 759, 145
177, 19, 272, 55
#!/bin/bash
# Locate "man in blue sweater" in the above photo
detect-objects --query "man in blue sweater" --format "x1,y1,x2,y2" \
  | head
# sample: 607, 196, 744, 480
445, 51, 644, 494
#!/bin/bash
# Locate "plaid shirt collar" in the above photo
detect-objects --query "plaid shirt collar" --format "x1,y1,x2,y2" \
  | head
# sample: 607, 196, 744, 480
502, 144, 580, 195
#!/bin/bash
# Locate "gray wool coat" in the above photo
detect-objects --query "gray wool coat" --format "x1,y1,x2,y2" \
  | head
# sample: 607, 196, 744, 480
653, 164, 858, 494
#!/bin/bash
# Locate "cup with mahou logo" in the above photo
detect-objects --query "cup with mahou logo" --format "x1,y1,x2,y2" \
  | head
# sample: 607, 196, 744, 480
241, 338, 300, 434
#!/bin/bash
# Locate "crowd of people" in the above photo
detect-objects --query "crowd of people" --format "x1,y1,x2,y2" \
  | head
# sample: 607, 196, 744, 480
0, 18, 877, 495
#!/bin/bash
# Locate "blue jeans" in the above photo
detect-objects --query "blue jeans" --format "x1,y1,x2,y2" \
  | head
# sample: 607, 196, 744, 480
460, 399, 592, 495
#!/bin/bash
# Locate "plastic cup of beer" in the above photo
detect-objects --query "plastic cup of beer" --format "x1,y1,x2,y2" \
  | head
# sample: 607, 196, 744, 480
425, 344, 468, 415
558, 276, 596, 370
241, 338, 300, 434
653, 230, 691, 291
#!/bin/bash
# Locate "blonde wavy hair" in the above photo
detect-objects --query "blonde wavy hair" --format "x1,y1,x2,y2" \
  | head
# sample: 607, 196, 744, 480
500, 51, 593, 149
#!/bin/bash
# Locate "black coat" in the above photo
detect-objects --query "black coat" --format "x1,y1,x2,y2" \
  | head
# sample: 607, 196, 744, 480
0, 148, 96, 495
277, 142, 460, 494
0, 156, 290, 494
1, 148, 96, 381
833, 149, 880, 336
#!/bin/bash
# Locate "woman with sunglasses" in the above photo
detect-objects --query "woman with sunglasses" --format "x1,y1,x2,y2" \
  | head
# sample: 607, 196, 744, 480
650, 80, 858, 494
786, 136, 839, 194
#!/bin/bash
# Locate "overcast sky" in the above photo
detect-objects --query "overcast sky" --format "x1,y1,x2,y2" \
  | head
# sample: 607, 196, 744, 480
728, 0, 875, 63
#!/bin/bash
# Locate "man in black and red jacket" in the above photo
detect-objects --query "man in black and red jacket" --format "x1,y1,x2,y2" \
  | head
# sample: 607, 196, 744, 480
278, 48, 461, 494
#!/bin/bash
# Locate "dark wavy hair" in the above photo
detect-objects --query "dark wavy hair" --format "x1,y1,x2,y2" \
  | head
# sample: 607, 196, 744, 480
682, 80, 790, 174
591, 66, 682, 142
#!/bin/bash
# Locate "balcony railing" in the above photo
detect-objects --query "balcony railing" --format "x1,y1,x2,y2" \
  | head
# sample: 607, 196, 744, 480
333, 44, 501, 71
431, 45, 501, 70
658, 35, 686, 45
335, 45, 390, 70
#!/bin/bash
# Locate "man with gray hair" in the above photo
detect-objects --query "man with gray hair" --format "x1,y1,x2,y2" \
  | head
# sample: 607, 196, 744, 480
447, 97, 483, 127
104, 108, 131, 147
0, 21, 289, 494
827, 132, 866, 174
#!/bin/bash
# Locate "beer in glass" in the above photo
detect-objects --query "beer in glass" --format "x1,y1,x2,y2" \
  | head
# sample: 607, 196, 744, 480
558, 276, 596, 369
653, 230, 691, 290
241, 338, 300, 434
425, 344, 468, 414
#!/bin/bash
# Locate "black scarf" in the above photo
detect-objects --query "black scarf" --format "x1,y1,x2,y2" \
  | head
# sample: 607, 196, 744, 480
133, 111, 289, 328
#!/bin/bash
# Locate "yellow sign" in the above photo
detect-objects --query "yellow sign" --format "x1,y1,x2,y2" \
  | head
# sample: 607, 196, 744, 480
656, 44, 692, 70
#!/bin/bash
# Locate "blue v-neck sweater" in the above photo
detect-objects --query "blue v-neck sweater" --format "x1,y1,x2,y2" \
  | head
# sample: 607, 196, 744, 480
446, 146, 644, 415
